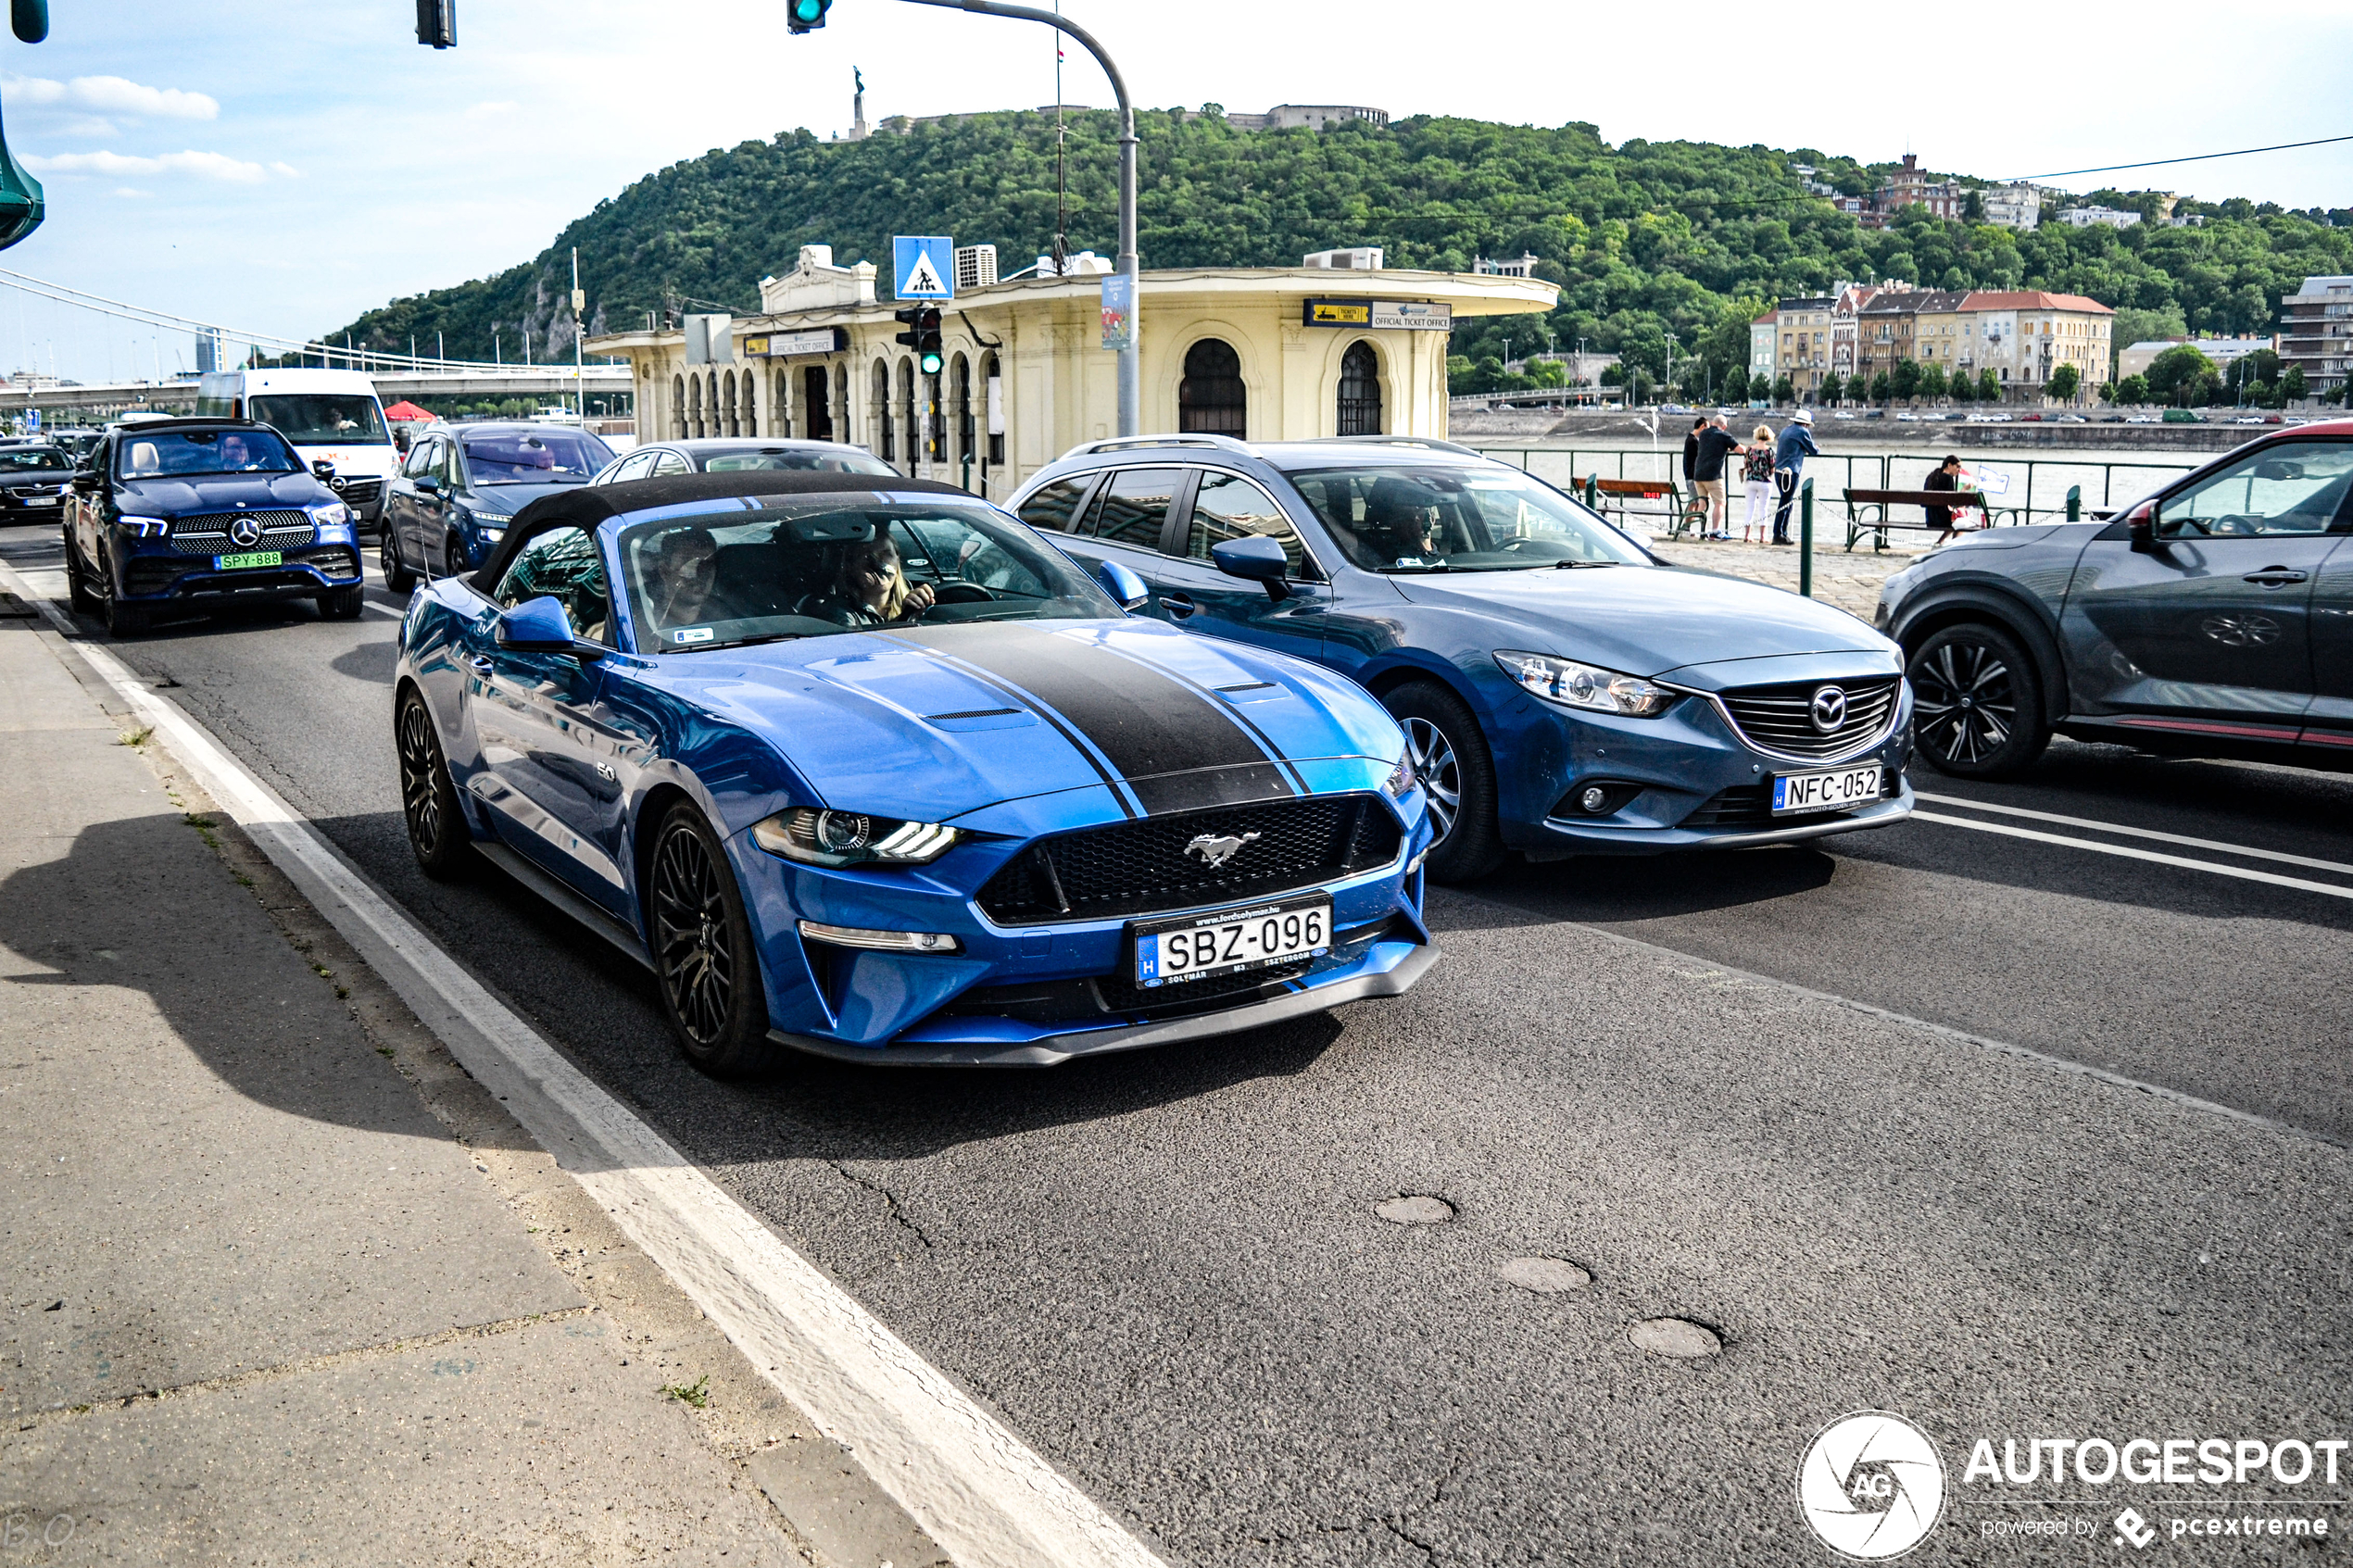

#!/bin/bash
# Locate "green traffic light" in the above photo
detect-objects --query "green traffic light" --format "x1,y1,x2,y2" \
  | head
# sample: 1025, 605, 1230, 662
792, 0, 824, 19
920, 352, 943, 376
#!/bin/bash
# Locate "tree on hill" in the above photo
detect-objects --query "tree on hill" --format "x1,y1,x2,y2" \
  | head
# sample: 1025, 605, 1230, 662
314, 110, 2352, 380
2146, 344, 2220, 407
2114, 373, 2151, 405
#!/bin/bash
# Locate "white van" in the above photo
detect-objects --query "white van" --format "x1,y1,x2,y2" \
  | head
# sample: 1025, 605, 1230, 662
195, 369, 396, 530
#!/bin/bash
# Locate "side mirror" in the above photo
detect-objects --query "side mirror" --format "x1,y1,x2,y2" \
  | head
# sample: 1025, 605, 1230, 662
2129, 503, 2158, 553
70, 470, 97, 493
1096, 558, 1150, 611
309, 458, 337, 483
494, 596, 601, 658
1211, 534, 1292, 599
414, 472, 441, 495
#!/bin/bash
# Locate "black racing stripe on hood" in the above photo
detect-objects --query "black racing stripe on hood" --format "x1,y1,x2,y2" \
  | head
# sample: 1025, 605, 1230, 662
1086, 639, 1310, 795
875, 635, 1139, 818
888, 624, 1296, 809
1127, 762, 1297, 815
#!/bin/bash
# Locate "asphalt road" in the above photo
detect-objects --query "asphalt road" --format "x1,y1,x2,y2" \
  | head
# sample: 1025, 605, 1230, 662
10, 526, 2353, 1565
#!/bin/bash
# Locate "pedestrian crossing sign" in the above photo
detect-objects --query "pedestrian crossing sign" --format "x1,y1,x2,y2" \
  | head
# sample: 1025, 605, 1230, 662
893, 235, 954, 300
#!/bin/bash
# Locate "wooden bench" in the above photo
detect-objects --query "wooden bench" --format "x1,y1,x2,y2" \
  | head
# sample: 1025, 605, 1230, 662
1590, 476, 1702, 538
1842, 487, 1991, 552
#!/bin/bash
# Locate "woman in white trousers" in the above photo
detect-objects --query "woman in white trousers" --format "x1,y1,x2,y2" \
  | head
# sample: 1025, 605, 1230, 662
1740, 424, 1776, 542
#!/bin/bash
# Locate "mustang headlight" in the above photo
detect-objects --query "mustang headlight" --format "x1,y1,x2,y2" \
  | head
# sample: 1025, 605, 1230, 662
1493, 650, 1677, 718
1383, 747, 1416, 798
752, 808, 960, 868
119, 514, 170, 538
309, 501, 351, 527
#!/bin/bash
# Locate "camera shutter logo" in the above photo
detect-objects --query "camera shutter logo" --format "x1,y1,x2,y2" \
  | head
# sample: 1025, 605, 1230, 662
1795, 1411, 1945, 1560
1810, 684, 1848, 734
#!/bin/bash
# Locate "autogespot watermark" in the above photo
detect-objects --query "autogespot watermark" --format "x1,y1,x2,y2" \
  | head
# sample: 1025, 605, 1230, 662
1795, 1415, 2345, 1558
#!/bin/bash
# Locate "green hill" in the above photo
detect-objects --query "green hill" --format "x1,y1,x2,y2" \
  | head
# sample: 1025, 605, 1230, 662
323, 108, 2353, 394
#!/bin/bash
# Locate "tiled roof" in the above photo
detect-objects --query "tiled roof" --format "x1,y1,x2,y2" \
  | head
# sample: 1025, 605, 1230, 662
1960, 290, 2114, 314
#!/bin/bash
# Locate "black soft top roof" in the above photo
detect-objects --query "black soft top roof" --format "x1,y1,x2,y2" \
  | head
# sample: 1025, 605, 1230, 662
469, 470, 977, 593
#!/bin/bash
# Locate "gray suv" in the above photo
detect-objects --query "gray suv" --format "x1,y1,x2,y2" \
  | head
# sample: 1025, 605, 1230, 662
1876, 420, 2353, 777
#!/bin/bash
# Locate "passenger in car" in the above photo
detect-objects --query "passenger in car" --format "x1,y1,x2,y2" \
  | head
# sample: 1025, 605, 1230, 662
648, 526, 749, 629
803, 535, 937, 627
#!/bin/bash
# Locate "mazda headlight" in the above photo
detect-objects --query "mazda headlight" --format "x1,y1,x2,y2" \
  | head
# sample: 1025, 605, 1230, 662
309, 501, 351, 526
752, 808, 960, 868
1493, 650, 1677, 718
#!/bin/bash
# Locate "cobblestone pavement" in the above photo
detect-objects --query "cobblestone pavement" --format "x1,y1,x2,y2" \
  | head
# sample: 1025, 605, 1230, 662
1644, 528, 1937, 621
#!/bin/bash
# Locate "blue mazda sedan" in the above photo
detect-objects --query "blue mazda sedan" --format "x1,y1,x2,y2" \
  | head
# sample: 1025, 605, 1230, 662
1011, 436, 1915, 881
394, 471, 1434, 1071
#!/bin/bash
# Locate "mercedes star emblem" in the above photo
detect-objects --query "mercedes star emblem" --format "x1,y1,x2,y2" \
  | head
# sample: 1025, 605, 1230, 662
229, 517, 263, 548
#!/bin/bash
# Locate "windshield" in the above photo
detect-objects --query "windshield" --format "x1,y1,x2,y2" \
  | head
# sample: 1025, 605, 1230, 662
463, 429, 613, 484
702, 448, 897, 475
0, 446, 69, 471
1283, 464, 1651, 571
618, 498, 1118, 653
117, 428, 301, 479
247, 394, 389, 445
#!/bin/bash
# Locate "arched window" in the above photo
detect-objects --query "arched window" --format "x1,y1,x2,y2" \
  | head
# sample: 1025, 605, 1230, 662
1338, 340, 1382, 436
898, 358, 917, 472
806, 364, 834, 441
984, 353, 1003, 467
950, 354, 972, 475
672, 373, 686, 439
1179, 337, 1246, 436
686, 374, 702, 439
872, 359, 893, 459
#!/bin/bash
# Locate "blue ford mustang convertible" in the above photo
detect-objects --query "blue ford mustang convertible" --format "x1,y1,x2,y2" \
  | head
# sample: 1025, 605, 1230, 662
394, 471, 1435, 1070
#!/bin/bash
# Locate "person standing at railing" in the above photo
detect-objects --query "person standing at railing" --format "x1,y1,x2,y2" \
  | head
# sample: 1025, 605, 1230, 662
1691, 415, 1746, 539
1770, 408, 1819, 546
1740, 423, 1776, 542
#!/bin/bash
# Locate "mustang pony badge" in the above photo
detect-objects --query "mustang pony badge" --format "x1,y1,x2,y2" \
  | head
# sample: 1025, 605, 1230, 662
1185, 831, 1261, 870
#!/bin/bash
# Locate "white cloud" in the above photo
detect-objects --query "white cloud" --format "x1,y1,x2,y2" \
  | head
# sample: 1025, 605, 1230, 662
5, 73, 218, 120
22, 149, 274, 183
464, 100, 519, 119
58, 116, 117, 139
112, 187, 152, 199
270, 161, 299, 178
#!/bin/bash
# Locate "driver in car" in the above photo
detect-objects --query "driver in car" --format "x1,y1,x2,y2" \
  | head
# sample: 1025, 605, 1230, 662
218, 433, 256, 470
808, 535, 937, 627
649, 527, 747, 629
1362, 478, 1448, 564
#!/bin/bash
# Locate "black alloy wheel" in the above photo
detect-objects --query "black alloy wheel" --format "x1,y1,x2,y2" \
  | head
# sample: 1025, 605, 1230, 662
1907, 621, 2050, 779
1382, 680, 1504, 884
318, 583, 365, 621
380, 527, 416, 593
63, 533, 100, 612
648, 800, 774, 1076
396, 689, 475, 879
443, 531, 468, 579
99, 555, 147, 639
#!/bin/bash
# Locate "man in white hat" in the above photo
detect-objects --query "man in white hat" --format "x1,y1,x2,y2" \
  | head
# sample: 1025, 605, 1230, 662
1769, 408, 1821, 546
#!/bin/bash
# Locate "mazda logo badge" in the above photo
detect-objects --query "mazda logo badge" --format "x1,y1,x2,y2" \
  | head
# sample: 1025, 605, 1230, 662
229, 517, 263, 548
1809, 685, 1848, 734
1185, 831, 1261, 870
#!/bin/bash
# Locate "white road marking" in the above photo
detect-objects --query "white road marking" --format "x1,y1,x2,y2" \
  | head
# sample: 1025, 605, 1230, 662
1914, 789, 2353, 877
0, 557, 1168, 1568
1911, 809, 2353, 902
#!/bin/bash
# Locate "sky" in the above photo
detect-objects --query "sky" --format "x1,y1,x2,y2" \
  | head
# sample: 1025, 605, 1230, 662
1, 0, 2347, 383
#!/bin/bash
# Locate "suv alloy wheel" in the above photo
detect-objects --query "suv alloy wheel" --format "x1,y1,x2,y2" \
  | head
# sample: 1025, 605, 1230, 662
1907, 622, 2050, 778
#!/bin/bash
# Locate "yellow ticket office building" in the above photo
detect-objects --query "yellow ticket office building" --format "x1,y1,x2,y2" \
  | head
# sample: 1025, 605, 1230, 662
585, 245, 1555, 499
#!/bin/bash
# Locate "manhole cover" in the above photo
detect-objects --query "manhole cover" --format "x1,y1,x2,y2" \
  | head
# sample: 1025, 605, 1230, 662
1500, 1257, 1590, 1293
1375, 1195, 1454, 1225
1629, 1317, 1720, 1358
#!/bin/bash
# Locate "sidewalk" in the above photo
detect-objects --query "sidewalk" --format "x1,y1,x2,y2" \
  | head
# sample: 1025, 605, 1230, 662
0, 601, 939, 1565
1644, 530, 1933, 621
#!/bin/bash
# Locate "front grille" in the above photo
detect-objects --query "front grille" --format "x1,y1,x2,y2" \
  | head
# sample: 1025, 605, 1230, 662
168, 509, 316, 556
1682, 771, 1901, 830
333, 477, 382, 504
122, 543, 357, 597
1717, 676, 1900, 761
975, 796, 1403, 926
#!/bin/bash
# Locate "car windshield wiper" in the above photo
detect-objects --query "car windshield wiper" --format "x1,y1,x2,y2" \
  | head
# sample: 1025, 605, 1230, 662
685, 630, 811, 653
1553, 558, 1621, 569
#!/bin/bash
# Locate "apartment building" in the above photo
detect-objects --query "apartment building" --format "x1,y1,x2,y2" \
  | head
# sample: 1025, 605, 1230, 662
1775, 295, 1836, 397
2279, 275, 2352, 395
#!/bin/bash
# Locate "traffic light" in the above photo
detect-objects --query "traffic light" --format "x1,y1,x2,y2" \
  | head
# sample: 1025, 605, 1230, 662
416, 0, 456, 47
894, 307, 943, 376
786, 0, 830, 33
0, 0, 45, 249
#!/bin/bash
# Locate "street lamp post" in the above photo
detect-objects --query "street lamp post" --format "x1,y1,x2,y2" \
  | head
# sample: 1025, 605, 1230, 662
897, 0, 1137, 436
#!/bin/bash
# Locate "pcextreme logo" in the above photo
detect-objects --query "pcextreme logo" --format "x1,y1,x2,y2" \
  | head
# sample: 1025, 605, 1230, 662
1796, 1411, 1948, 1560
